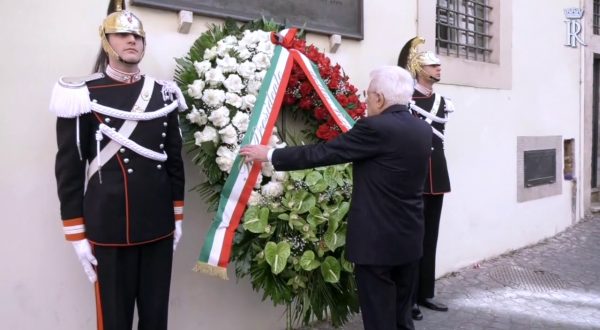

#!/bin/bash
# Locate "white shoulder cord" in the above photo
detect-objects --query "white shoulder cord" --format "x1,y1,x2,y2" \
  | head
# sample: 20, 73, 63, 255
90, 101, 178, 121
97, 124, 167, 161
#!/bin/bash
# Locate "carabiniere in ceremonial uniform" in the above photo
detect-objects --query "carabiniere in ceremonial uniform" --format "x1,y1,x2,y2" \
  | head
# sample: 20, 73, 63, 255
399, 36, 454, 318
49, 2, 186, 328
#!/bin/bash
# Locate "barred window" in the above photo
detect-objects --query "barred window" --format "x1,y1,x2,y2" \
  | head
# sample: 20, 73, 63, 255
436, 0, 493, 62
594, 0, 600, 35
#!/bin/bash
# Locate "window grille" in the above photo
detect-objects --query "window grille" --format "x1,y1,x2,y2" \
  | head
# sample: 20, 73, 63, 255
436, 0, 493, 62
594, 0, 600, 35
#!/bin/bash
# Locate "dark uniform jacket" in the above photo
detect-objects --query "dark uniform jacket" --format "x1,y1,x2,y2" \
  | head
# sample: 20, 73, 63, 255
54, 75, 185, 246
412, 90, 451, 194
271, 105, 432, 265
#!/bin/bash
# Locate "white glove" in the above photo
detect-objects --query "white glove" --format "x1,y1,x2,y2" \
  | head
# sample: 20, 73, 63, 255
173, 221, 183, 251
71, 239, 98, 283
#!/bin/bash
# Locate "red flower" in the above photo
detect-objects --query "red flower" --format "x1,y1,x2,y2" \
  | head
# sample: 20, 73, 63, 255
280, 35, 366, 141
283, 94, 296, 106
299, 82, 313, 97
299, 98, 313, 110
313, 107, 329, 121
316, 123, 340, 141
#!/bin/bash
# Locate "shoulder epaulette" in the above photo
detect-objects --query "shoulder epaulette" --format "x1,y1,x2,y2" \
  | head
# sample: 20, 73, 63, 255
157, 79, 188, 112
59, 72, 105, 88
443, 97, 455, 113
49, 73, 104, 118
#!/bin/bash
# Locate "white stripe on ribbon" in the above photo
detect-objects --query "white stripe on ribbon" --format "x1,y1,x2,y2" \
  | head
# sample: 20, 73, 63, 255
206, 47, 292, 267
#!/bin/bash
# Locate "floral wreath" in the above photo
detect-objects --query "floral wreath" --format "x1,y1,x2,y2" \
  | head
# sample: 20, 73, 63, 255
174, 19, 365, 328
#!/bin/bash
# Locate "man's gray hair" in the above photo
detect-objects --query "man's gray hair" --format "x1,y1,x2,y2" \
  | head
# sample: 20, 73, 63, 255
369, 66, 414, 106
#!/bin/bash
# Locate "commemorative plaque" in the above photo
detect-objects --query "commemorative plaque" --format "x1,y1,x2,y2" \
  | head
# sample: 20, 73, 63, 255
132, 0, 364, 40
524, 149, 556, 187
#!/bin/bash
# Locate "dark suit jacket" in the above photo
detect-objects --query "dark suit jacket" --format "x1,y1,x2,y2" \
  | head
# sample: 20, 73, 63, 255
272, 104, 432, 265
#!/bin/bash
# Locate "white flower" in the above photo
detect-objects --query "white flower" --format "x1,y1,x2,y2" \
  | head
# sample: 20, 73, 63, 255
187, 79, 205, 99
231, 111, 250, 132
204, 46, 218, 60
202, 89, 226, 108
252, 30, 271, 42
223, 74, 244, 93
216, 54, 238, 73
221, 35, 238, 45
255, 70, 268, 80
261, 181, 284, 198
268, 133, 281, 147
247, 191, 264, 206
261, 162, 274, 177
246, 79, 262, 96
236, 47, 252, 61
256, 41, 274, 55
216, 146, 237, 173
241, 30, 261, 48
225, 92, 243, 108
218, 124, 238, 145
194, 60, 212, 76
204, 67, 226, 87
237, 61, 257, 79
271, 171, 288, 182
194, 126, 219, 145
216, 42, 234, 58
241, 94, 257, 110
252, 53, 271, 70
186, 106, 208, 126
254, 173, 263, 189
208, 106, 230, 127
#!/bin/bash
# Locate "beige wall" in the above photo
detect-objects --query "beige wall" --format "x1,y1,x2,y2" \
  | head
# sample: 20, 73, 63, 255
0, 0, 589, 329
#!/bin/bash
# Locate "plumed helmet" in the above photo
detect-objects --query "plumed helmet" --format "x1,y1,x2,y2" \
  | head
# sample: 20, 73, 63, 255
397, 37, 440, 78
99, 0, 145, 59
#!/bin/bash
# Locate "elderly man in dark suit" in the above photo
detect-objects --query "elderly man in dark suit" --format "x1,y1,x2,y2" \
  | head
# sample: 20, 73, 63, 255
240, 65, 432, 330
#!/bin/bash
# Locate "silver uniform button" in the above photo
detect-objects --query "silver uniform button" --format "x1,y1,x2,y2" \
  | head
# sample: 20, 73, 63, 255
127, 168, 133, 174
163, 122, 168, 127
159, 144, 164, 149
120, 148, 126, 153
156, 164, 162, 170
123, 158, 130, 164
161, 132, 166, 138
105, 118, 111, 123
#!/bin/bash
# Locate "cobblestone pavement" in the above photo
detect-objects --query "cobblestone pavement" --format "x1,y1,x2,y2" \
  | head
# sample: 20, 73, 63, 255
305, 216, 600, 330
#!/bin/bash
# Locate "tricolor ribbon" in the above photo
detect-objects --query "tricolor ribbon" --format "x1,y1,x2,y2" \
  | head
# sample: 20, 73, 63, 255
194, 29, 356, 279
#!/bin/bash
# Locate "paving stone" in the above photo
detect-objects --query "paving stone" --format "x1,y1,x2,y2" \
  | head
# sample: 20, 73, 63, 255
304, 216, 600, 330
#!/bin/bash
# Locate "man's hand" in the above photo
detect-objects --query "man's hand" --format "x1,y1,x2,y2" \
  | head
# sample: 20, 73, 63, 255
239, 145, 270, 163
173, 221, 182, 251
71, 239, 97, 283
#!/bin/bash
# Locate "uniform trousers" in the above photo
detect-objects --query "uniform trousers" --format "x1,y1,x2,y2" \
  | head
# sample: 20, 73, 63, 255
92, 237, 173, 330
415, 194, 444, 301
355, 261, 418, 330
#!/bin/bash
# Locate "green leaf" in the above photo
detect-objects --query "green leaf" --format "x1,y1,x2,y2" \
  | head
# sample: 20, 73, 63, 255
299, 250, 321, 271
320, 256, 341, 283
307, 207, 327, 227
264, 241, 291, 275
341, 250, 354, 272
304, 171, 322, 186
289, 170, 307, 181
242, 207, 269, 233
324, 227, 346, 252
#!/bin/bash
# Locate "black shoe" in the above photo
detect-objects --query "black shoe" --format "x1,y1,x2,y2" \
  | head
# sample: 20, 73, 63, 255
411, 304, 423, 320
419, 298, 448, 312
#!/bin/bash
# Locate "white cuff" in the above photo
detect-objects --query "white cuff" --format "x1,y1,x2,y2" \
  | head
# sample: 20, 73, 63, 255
267, 148, 275, 162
